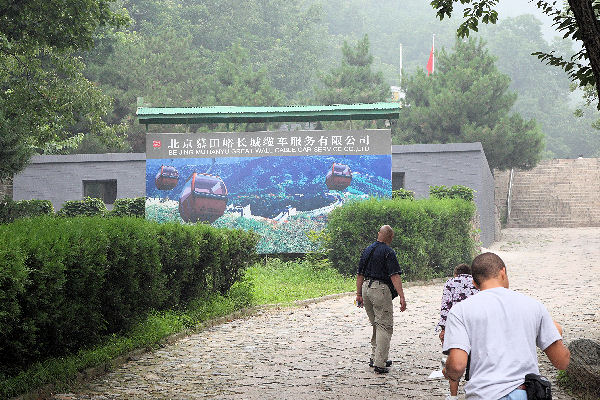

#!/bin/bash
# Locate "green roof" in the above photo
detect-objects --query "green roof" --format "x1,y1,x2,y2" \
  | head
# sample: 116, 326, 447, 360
136, 103, 401, 125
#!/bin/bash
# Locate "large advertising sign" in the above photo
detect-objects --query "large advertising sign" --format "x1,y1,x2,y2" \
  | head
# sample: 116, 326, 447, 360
146, 130, 391, 253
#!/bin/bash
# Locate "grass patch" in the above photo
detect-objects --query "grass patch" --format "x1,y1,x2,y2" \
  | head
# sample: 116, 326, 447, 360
0, 257, 353, 398
244, 257, 355, 305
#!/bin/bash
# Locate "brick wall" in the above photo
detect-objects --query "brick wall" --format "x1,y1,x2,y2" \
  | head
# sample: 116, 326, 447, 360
505, 158, 600, 228
12, 153, 146, 212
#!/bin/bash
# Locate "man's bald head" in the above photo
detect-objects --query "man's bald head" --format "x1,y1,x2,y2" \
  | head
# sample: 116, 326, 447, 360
377, 225, 394, 244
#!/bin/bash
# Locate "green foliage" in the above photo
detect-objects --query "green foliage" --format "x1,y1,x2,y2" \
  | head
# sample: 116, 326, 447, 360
429, 185, 474, 202
110, 197, 145, 217
0, 0, 129, 178
0, 200, 54, 224
392, 188, 415, 200
320, 0, 459, 84
82, 0, 327, 145
0, 255, 352, 397
213, 44, 283, 107
57, 197, 107, 217
0, 216, 259, 378
0, 0, 128, 51
480, 16, 600, 159
319, 1, 599, 158
429, 0, 600, 109
395, 38, 544, 171
316, 34, 389, 105
0, 294, 243, 398
325, 198, 477, 279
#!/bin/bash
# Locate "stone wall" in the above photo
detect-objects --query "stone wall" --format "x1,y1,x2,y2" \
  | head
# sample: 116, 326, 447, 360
502, 158, 600, 228
12, 153, 146, 212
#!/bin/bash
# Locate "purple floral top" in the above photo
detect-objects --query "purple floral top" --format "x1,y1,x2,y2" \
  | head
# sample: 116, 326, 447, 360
436, 274, 479, 331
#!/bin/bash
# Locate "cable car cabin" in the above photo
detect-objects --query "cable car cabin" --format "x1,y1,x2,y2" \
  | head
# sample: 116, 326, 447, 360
155, 165, 179, 191
325, 163, 352, 191
179, 172, 228, 223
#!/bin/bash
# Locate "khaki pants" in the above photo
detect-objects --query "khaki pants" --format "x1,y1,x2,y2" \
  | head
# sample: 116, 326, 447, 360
362, 280, 394, 368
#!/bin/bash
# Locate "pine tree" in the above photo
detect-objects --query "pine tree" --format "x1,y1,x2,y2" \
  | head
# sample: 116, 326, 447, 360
395, 38, 544, 171
316, 35, 388, 105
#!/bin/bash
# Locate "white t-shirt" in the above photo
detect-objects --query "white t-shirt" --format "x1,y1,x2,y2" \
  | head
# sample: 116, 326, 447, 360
443, 287, 561, 400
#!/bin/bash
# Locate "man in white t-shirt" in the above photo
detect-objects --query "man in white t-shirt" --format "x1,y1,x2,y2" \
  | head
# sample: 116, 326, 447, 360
442, 252, 570, 400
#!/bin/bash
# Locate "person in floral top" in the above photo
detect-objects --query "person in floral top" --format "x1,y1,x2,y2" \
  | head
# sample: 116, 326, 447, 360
437, 263, 479, 400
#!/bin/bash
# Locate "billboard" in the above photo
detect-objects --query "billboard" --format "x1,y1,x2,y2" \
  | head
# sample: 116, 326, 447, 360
146, 130, 391, 253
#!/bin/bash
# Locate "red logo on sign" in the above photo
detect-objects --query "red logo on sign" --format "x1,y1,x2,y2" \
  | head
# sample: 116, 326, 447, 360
153, 140, 161, 148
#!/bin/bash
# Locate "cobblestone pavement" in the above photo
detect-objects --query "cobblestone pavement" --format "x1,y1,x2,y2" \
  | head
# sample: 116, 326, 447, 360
56, 228, 600, 399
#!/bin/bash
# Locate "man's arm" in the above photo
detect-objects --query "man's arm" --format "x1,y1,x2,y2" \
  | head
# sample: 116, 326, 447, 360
390, 273, 406, 311
443, 348, 468, 381
356, 274, 364, 307
544, 339, 570, 370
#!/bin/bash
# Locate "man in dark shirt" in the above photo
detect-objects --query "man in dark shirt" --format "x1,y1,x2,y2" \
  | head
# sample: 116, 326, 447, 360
356, 225, 407, 373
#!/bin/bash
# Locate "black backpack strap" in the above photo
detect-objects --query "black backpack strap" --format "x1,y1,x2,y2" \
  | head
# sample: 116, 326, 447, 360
465, 352, 471, 381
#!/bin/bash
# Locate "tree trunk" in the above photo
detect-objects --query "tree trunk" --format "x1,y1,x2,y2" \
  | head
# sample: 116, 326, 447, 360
568, 0, 600, 106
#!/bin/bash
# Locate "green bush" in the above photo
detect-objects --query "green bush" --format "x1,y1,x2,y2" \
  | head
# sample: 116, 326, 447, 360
0, 216, 259, 378
429, 185, 475, 202
110, 197, 145, 217
57, 197, 107, 217
0, 199, 54, 223
325, 197, 477, 280
392, 188, 415, 200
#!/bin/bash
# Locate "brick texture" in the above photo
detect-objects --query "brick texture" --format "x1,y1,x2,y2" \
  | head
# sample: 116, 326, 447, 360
505, 158, 600, 228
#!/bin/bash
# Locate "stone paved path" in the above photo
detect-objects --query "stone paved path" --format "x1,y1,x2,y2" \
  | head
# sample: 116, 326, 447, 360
56, 228, 600, 399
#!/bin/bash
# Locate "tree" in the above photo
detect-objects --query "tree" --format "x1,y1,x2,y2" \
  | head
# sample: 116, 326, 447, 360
480, 15, 600, 158
211, 43, 283, 131
430, 0, 600, 109
316, 35, 389, 104
212, 44, 283, 107
0, 0, 129, 178
395, 38, 544, 171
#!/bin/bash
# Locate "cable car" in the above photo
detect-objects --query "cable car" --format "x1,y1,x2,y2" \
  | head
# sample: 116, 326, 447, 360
155, 165, 179, 191
325, 162, 352, 191
179, 172, 228, 223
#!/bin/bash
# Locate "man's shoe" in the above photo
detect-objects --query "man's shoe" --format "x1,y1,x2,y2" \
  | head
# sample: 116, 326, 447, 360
374, 366, 389, 374
369, 359, 393, 367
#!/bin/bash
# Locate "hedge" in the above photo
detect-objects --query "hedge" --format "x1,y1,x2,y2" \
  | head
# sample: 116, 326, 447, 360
0, 199, 54, 223
429, 185, 475, 202
109, 197, 145, 217
392, 188, 415, 200
325, 197, 477, 279
0, 216, 259, 378
56, 197, 107, 217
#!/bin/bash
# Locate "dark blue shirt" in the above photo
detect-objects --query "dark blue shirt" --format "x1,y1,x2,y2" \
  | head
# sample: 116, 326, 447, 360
357, 241, 402, 283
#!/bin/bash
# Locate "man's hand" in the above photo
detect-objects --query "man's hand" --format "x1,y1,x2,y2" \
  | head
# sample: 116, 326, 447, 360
442, 367, 459, 384
390, 274, 406, 311
439, 329, 445, 344
355, 294, 363, 308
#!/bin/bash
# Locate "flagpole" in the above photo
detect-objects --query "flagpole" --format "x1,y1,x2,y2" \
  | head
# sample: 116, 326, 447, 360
399, 43, 403, 86
432, 34, 435, 74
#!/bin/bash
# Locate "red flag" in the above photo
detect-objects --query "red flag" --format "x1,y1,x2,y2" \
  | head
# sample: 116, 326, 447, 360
426, 45, 434, 76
